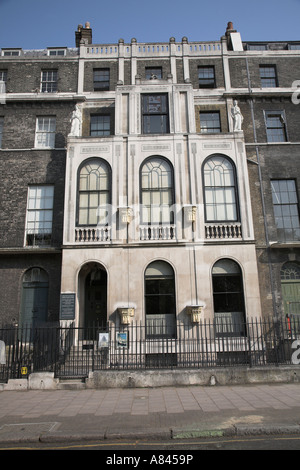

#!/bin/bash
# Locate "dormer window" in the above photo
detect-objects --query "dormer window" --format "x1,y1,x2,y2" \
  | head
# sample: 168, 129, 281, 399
47, 48, 66, 56
1, 49, 21, 56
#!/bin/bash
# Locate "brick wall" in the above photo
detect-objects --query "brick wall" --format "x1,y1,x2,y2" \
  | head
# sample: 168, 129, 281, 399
0, 253, 62, 325
0, 60, 78, 93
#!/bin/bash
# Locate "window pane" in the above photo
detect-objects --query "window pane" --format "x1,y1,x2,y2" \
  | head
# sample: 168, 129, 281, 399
266, 113, 286, 142
260, 66, 277, 87
200, 112, 220, 133
204, 157, 238, 222
271, 179, 300, 241
198, 66, 215, 88
142, 94, 169, 134
78, 159, 111, 226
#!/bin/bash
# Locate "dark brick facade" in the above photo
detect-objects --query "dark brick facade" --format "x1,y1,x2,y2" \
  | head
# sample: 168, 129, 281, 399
1, 29, 300, 326
0, 77, 76, 323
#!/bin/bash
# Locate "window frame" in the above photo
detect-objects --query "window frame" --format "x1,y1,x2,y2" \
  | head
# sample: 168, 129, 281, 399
1, 49, 21, 56
41, 69, 58, 93
259, 65, 278, 88
145, 67, 162, 80
25, 185, 54, 247
47, 48, 66, 56
271, 179, 300, 242
141, 93, 169, 134
93, 68, 110, 91
212, 259, 246, 337
144, 260, 176, 339
0, 70, 7, 84
34, 116, 56, 148
200, 111, 221, 134
198, 66, 216, 88
264, 110, 288, 142
90, 114, 111, 136
203, 155, 239, 223
76, 158, 112, 227
140, 156, 175, 226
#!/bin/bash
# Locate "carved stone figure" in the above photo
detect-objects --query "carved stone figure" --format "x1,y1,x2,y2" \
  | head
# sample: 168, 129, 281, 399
231, 100, 243, 131
69, 105, 82, 136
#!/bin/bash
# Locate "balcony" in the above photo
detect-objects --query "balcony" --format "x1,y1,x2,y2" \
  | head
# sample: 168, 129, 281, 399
205, 223, 242, 240
139, 224, 176, 241
75, 226, 111, 243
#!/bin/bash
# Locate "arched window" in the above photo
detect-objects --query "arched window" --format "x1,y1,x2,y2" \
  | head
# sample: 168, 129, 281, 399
77, 158, 111, 226
203, 155, 239, 222
20, 268, 49, 329
145, 260, 176, 337
141, 157, 174, 225
212, 259, 246, 336
280, 262, 300, 317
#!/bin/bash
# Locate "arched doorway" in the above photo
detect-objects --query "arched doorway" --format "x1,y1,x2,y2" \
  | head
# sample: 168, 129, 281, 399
20, 268, 49, 328
78, 263, 107, 333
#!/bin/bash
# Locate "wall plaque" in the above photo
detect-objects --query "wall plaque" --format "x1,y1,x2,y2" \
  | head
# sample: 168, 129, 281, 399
60, 293, 76, 320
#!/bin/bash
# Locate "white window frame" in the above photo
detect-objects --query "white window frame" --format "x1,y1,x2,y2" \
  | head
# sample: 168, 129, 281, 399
41, 70, 58, 93
47, 48, 66, 56
25, 185, 54, 246
35, 116, 56, 148
1, 49, 21, 56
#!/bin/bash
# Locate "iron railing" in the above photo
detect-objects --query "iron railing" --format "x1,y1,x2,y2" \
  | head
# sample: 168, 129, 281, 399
0, 316, 299, 382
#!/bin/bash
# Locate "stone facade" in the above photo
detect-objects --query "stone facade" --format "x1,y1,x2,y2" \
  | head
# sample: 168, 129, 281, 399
0, 22, 299, 335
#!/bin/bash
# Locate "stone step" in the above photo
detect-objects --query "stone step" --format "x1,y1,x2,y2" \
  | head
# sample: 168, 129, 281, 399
57, 377, 86, 390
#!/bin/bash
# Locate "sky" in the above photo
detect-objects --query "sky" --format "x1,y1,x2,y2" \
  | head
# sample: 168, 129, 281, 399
0, 0, 300, 49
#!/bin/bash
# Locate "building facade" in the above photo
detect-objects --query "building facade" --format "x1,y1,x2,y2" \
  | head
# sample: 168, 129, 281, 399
0, 22, 299, 340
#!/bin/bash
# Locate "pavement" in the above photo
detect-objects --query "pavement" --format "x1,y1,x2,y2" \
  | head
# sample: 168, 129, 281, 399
1, 382, 300, 445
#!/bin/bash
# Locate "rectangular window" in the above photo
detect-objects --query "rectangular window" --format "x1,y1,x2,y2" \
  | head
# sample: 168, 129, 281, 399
25, 186, 54, 246
198, 66, 215, 88
35, 116, 56, 148
41, 70, 58, 92
265, 111, 287, 142
47, 48, 66, 56
289, 44, 300, 50
93, 68, 110, 91
247, 44, 267, 51
200, 112, 221, 133
90, 115, 111, 136
0, 117, 3, 147
145, 67, 162, 79
0, 70, 7, 84
271, 179, 300, 242
2, 49, 21, 56
260, 65, 278, 87
142, 94, 169, 134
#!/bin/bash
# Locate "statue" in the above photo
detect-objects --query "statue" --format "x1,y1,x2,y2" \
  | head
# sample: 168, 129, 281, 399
69, 105, 82, 136
231, 100, 243, 131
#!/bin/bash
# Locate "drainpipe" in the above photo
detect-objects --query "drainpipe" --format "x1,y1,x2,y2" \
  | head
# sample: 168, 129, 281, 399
245, 58, 278, 319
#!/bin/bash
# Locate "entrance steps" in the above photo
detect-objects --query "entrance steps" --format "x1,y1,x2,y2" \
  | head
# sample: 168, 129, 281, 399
58, 377, 87, 390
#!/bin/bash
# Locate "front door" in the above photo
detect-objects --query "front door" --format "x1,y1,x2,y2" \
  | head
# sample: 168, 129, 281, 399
20, 268, 49, 329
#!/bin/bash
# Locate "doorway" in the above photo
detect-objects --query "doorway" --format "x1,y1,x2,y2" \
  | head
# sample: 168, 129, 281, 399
20, 268, 49, 328
78, 263, 108, 335
84, 266, 107, 328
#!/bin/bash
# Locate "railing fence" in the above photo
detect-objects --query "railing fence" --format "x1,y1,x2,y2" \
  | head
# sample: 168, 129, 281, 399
0, 316, 299, 382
